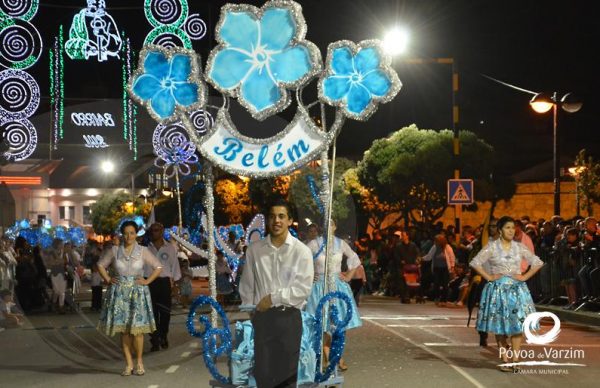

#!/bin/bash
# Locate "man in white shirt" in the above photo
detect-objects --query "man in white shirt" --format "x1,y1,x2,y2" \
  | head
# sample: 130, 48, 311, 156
239, 198, 313, 388
145, 223, 181, 351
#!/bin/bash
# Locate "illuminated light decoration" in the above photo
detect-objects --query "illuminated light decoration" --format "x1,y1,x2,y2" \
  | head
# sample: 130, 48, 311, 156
0, 175, 41, 185
130, 45, 206, 123
205, 1, 322, 121
183, 13, 206, 40
0, 0, 39, 22
58, 25, 65, 139
82, 134, 109, 148
70, 112, 115, 126
144, 0, 188, 28
133, 105, 138, 159
64, 0, 122, 62
1, 118, 37, 161
0, 68, 39, 121
144, 25, 192, 49
48, 46, 55, 149
121, 33, 128, 141
0, 17, 43, 70
319, 40, 402, 121
152, 121, 198, 177
189, 108, 213, 135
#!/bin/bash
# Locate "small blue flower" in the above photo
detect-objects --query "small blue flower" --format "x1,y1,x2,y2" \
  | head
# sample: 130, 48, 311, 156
131, 46, 204, 121
319, 41, 401, 120
206, 3, 321, 120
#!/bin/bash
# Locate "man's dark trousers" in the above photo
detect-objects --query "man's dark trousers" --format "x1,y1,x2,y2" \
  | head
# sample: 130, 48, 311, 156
149, 277, 171, 346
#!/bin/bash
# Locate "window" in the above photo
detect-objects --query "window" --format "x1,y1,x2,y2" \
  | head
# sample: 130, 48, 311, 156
69, 206, 75, 220
59, 206, 66, 220
83, 206, 92, 225
59, 206, 75, 220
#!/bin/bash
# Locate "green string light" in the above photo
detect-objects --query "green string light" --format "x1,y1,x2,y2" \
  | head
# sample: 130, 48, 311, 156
121, 32, 128, 141
58, 24, 65, 139
49, 47, 54, 149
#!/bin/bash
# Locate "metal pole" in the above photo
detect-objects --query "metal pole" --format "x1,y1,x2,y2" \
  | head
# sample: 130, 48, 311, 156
452, 59, 462, 235
131, 173, 135, 214
552, 97, 560, 216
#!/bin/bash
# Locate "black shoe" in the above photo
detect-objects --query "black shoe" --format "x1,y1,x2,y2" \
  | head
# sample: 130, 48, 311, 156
150, 344, 160, 352
160, 338, 169, 349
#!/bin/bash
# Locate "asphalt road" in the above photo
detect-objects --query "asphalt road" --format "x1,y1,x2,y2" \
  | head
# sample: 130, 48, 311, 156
1, 295, 599, 388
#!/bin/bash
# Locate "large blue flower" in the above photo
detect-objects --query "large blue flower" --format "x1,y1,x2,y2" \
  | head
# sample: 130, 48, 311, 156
131, 46, 205, 122
206, 2, 321, 120
319, 40, 401, 121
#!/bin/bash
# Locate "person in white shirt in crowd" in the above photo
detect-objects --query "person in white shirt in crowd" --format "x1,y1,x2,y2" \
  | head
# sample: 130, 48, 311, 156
306, 219, 362, 371
144, 222, 181, 352
239, 198, 314, 388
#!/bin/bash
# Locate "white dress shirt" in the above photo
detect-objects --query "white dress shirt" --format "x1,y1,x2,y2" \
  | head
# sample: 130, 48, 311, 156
239, 232, 314, 309
144, 241, 181, 281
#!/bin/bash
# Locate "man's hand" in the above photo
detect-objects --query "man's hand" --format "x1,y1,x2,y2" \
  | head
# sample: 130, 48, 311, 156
256, 294, 272, 312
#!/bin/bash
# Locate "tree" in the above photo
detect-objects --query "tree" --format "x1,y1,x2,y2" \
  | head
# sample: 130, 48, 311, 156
215, 177, 252, 224
248, 176, 292, 215
574, 149, 600, 216
356, 124, 515, 228
90, 192, 133, 235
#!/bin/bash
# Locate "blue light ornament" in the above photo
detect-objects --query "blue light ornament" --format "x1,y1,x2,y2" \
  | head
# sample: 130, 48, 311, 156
205, 1, 322, 120
130, 45, 206, 123
319, 40, 402, 121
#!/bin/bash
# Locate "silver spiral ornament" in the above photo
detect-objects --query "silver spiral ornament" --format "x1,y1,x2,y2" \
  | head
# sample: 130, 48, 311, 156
0, 0, 38, 21
183, 14, 207, 40
145, 0, 188, 28
0, 69, 39, 120
153, 33, 184, 49
0, 19, 42, 69
189, 109, 213, 135
152, 121, 197, 162
1, 118, 37, 161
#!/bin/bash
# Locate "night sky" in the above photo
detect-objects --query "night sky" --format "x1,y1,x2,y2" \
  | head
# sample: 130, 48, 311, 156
11, 0, 599, 182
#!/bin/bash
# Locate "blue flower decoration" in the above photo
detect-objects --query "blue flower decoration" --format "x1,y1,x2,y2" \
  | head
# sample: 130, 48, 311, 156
206, 1, 322, 120
319, 40, 401, 121
130, 45, 206, 122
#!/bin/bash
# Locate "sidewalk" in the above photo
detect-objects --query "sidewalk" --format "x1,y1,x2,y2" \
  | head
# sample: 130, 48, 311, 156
536, 303, 600, 327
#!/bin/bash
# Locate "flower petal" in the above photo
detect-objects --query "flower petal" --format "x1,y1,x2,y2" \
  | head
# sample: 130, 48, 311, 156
331, 47, 354, 75
354, 47, 380, 74
132, 74, 161, 101
260, 8, 295, 51
144, 52, 170, 79
270, 46, 311, 83
219, 11, 258, 53
209, 49, 253, 90
241, 68, 280, 112
323, 76, 351, 101
172, 82, 199, 107
151, 88, 176, 119
347, 84, 372, 115
170, 54, 191, 82
362, 70, 391, 97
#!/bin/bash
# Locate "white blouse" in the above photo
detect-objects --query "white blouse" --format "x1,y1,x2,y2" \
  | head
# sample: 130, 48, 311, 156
470, 239, 543, 276
98, 243, 162, 277
307, 237, 361, 275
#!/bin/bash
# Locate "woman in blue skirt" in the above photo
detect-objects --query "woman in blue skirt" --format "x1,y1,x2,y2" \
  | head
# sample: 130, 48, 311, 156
97, 220, 163, 376
306, 220, 362, 371
470, 216, 543, 372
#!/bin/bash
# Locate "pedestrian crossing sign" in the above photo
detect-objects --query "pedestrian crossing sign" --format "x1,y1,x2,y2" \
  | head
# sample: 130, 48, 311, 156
447, 179, 474, 205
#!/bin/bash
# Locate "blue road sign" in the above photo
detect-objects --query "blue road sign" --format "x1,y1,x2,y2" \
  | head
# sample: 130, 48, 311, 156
448, 179, 474, 205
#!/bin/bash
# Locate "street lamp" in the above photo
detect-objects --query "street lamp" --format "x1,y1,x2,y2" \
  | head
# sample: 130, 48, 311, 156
530, 92, 583, 216
568, 166, 586, 217
383, 27, 410, 56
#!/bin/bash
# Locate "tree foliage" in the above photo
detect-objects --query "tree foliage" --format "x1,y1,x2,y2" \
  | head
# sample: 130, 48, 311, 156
90, 192, 150, 235
215, 177, 252, 224
574, 149, 600, 216
356, 124, 515, 227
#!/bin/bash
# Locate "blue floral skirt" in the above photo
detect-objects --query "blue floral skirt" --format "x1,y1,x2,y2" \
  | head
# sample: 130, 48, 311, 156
476, 276, 536, 336
98, 276, 156, 336
305, 277, 362, 332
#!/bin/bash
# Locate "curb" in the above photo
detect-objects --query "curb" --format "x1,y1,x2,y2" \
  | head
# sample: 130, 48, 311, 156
536, 304, 600, 327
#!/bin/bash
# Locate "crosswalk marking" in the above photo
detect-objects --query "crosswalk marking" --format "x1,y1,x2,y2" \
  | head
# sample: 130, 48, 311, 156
165, 365, 179, 374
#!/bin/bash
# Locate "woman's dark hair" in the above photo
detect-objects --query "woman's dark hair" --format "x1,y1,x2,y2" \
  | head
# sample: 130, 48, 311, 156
497, 216, 515, 231
120, 220, 139, 234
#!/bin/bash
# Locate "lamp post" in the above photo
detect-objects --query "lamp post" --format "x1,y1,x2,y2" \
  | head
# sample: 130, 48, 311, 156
530, 92, 583, 216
